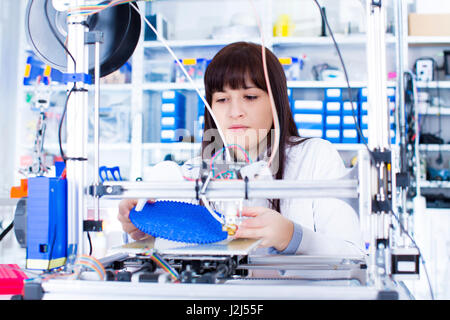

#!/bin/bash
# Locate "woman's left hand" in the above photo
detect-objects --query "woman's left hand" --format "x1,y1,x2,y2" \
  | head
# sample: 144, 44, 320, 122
233, 206, 294, 252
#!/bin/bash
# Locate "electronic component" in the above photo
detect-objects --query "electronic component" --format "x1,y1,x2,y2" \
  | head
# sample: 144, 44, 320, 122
26, 176, 67, 270
444, 50, 450, 77
391, 248, 420, 280
415, 57, 435, 81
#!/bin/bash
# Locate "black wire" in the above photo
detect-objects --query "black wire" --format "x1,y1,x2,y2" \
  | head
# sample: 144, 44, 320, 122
0, 221, 14, 242
44, 0, 77, 71
58, 85, 76, 162
87, 232, 93, 256
46, 221, 58, 271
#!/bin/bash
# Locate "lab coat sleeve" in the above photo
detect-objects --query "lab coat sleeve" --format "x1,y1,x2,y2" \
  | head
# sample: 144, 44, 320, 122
295, 139, 365, 256
295, 200, 365, 256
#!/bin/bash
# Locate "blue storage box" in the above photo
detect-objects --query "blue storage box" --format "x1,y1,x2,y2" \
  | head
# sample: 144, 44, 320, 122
279, 57, 302, 81
160, 129, 177, 142
160, 116, 185, 129
324, 126, 341, 143
161, 90, 186, 115
342, 101, 359, 116
358, 87, 368, 102
297, 123, 324, 139
342, 128, 359, 143
174, 58, 209, 83
324, 88, 342, 101
291, 100, 324, 139
292, 100, 323, 114
324, 101, 342, 116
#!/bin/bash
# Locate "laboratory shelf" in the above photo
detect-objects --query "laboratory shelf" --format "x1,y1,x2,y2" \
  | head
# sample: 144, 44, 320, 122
44, 143, 132, 152
272, 35, 396, 46
419, 144, 450, 152
141, 142, 201, 151
142, 82, 204, 91
425, 208, 450, 214
288, 81, 397, 88
334, 143, 366, 151
416, 81, 450, 89
408, 36, 450, 45
142, 35, 397, 49
22, 83, 133, 92
419, 106, 450, 115
143, 38, 262, 49
420, 180, 450, 189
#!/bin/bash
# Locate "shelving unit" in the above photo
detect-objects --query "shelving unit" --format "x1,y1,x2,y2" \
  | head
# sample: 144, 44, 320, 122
13, 0, 398, 183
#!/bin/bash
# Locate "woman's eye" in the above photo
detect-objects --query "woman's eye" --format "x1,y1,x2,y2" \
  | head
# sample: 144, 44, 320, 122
215, 98, 226, 103
245, 95, 258, 101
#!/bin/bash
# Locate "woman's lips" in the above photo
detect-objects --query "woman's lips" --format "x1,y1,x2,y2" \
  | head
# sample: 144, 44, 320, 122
228, 125, 249, 132
228, 125, 248, 130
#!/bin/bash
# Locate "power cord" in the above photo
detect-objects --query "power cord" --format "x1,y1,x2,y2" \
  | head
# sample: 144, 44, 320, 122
0, 221, 14, 242
57, 85, 76, 162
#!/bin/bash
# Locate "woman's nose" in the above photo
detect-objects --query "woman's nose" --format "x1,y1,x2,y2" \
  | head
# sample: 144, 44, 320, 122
228, 100, 245, 119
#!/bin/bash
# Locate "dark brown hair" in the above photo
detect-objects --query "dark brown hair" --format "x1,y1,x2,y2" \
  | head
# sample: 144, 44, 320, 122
201, 42, 304, 212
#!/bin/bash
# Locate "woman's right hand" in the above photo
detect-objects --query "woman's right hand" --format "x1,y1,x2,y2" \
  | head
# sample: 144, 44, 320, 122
118, 199, 154, 241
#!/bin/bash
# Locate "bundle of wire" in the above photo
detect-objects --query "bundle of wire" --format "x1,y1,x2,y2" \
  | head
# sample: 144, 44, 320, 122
210, 144, 252, 180
74, 254, 106, 281
141, 250, 180, 282
67, 0, 151, 16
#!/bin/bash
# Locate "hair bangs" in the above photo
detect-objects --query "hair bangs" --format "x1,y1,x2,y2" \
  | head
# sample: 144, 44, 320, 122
205, 43, 267, 96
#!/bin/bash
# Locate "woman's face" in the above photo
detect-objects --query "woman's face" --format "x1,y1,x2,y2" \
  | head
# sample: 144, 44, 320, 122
211, 78, 273, 159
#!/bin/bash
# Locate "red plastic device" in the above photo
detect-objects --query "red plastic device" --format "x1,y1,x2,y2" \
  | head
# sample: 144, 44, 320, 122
0, 264, 28, 295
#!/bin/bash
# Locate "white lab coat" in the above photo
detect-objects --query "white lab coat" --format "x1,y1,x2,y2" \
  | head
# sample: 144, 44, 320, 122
180, 137, 365, 256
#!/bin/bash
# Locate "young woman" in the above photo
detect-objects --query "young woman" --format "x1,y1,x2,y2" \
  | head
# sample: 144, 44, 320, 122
118, 42, 364, 256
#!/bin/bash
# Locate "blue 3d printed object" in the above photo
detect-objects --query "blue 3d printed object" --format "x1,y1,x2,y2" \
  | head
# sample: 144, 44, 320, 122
129, 201, 228, 244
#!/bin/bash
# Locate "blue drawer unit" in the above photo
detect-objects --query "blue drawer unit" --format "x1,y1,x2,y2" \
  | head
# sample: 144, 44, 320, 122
160, 90, 186, 143
291, 99, 324, 139
26, 176, 67, 270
